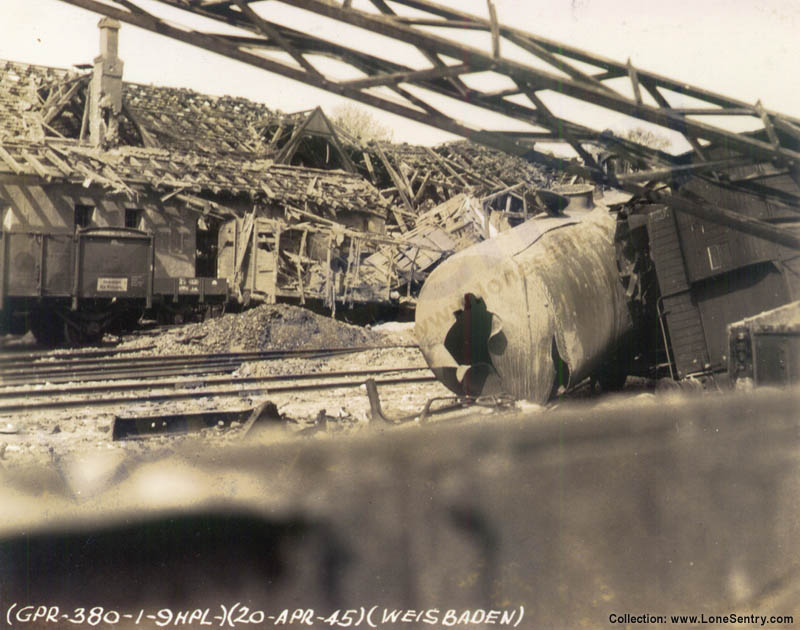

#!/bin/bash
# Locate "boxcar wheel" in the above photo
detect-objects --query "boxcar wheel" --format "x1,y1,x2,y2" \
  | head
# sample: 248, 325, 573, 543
30, 312, 65, 347
64, 319, 104, 346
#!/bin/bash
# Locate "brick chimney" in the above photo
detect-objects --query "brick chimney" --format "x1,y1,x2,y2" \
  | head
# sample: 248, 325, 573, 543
89, 17, 124, 147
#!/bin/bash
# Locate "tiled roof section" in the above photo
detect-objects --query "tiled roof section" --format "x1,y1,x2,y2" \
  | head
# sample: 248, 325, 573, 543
0, 61, 84, 141
350, 139, 560, 214
122, 83, 282, 155
0, 141, 388, 217
0, 59, 385, 216
438, 140, 554, 188
0, 59, 307, 157
436, 140, 553, 186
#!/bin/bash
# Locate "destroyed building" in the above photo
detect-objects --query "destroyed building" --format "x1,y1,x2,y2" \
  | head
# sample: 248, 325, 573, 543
0, 18, 575, 341
0, 18, 400, 321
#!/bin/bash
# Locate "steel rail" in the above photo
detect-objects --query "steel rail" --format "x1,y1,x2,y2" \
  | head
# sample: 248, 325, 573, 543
0, 344, 155, 365
0, 344, 415, 375
0, 366, 431, 400
0, 374, 438, 414
2, 356, 247, 378
1, 363, 243, 387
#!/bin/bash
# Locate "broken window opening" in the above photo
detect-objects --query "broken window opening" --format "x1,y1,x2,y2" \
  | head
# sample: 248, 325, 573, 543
74, 204, 94, 229
195, 217, 221, 278
549, 338, 571, 399
291, 136, 346, 171
125, 208, 142, 229
444, 293, 500, 397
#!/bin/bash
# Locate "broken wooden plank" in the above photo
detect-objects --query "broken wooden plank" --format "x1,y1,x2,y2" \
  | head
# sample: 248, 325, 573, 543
297, 229, 308, 304
487, 0, 500, 59
43, 149, 74, 177
42, 76, 87, 125
20, 149, 54, 181
0, 144, 24, 174
234, 209, 257, 296
372, 143, 413, 231
756, 100, 781, 149
413, 170, 432, 203
424, 146, 470, 188
480, 181, 525, 204
362, 150, 378, 184
627, 58, 643, 106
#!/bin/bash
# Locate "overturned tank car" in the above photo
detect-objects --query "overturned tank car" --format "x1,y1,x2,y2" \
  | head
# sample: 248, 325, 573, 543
415, 204, 635, 403
416, 172, 800, 403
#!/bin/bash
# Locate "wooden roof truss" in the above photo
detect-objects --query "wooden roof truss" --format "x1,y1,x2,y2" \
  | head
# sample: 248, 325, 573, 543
53, 0, 800, 248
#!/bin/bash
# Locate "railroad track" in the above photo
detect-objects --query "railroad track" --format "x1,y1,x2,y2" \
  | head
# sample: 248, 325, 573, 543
0, 344, 155, 365
0, 344, 417, 386
0, 368, 436, 414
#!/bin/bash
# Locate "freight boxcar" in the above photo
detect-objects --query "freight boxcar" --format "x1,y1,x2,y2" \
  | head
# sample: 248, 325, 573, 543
0, 225, 153, 344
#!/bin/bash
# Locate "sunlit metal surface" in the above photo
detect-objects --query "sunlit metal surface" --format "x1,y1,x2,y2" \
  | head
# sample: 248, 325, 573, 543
415, 207, 632, 402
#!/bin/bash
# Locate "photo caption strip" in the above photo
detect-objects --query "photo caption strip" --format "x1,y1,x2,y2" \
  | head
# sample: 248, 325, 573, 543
5, 604, 525, 627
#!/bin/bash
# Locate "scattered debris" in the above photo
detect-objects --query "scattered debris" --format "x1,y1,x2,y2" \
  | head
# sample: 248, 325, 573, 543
240, 401, 284, 439
112, 409, 254, 440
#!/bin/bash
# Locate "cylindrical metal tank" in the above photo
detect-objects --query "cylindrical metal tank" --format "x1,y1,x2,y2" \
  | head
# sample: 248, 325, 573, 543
414, 207, 633, 402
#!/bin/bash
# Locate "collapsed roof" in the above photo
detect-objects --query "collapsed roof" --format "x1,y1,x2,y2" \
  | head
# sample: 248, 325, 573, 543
0, 55, 569, 230
0, 56, 379, 219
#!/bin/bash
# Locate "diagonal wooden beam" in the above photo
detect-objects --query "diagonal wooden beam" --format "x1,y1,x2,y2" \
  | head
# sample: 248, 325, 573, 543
616, 158, 755, 184
42, 76, 88, 125
391, 84, 443, 117
0, 145, 24, 175
755, 100, 781, 149
520, 84, 602, 171
627, 58, 643, 105
772, 116, 800, 144
669, 108, 755, 116
367, 0, 395, 14
233, 0, 322, 77
641, 79, 709, 162
362, 0, 473, 99
341, 63, 470, 89
486, 0, 500, 59
115, 0, 151, 13
505, 32, 619, 96
391, 17, 485, 29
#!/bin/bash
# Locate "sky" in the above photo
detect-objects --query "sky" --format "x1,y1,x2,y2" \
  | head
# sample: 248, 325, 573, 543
3, 0, 800, 150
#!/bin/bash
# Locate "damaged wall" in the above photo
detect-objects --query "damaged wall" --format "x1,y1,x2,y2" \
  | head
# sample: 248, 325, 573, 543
0, 181, 122, 231
0, 181, 196, 279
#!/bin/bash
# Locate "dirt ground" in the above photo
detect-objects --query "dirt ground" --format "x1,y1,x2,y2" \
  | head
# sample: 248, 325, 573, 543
0, 304, 663, 476
0, 306, 444, 472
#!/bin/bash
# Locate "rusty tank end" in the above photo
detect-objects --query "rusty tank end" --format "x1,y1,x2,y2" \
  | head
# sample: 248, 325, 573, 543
414, 207, 633, 403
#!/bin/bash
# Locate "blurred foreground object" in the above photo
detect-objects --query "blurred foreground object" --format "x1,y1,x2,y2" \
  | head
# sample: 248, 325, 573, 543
1, 388, 799, 627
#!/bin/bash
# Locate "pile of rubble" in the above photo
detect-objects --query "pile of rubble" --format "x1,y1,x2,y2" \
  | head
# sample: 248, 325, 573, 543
122, 304, 401, 355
